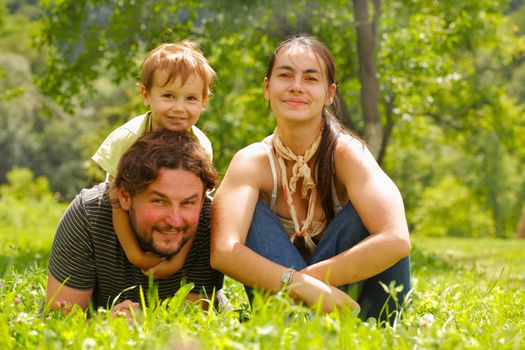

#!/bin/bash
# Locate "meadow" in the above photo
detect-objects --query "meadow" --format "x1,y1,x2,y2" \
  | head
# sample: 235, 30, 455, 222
1, 199, 524, 350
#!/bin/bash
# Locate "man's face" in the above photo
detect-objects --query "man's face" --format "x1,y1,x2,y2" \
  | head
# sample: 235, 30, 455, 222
118, 168, 204, 258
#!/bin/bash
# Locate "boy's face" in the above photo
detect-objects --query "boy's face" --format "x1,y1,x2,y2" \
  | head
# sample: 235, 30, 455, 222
141, 69, 208, 132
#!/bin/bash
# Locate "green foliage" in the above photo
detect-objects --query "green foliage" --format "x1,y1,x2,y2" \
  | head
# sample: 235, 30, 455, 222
507, 61, 525, 103
385, 121, 524, 238
1, 0, 524, 233
35, 0, 202, 105
0, 167, 54, 201
412, 175, 494, 237
0, 73, 95, 198
0, 1, 97, 198
0, 168, 65, 252
381, 3, 525, 237
466, 131, 524, 236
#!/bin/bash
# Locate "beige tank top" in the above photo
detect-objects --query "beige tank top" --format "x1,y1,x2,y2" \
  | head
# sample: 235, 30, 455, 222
261, 142, 343, 257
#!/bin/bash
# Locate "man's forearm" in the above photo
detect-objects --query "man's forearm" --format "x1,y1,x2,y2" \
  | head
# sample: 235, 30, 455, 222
45, 272, 93, 312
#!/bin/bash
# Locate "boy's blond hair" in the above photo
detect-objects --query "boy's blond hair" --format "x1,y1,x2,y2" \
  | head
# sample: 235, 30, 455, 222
141, 41, 216, 97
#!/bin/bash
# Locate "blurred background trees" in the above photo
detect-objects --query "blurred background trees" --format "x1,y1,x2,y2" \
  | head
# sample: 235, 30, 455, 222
0, 0, 523, 237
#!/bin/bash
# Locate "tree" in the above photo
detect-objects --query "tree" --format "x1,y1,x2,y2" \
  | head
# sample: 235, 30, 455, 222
352, 0, 382, 159
0, 1, 99, 197
30, 0, 525, 235
517, 206, 525, 238
36, 1, 521, 161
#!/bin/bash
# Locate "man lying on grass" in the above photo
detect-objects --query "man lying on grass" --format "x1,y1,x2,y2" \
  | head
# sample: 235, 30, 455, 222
45, 130, 224, 316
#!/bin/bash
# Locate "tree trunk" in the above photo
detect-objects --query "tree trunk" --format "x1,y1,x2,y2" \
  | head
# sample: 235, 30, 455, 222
336, 90, 360, 135
352, 0, 383, 162
488, 188, 505, 238
517, 205, 525, 239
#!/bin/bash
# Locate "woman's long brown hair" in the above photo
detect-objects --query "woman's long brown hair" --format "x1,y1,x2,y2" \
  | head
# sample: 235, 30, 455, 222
265, 34, 351, 222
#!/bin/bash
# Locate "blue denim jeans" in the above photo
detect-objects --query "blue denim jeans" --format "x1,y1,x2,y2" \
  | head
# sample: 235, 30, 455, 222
245, 199, 412, 323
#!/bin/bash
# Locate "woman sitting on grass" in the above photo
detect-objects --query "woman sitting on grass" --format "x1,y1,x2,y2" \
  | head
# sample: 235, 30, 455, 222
211, 34, 411, 322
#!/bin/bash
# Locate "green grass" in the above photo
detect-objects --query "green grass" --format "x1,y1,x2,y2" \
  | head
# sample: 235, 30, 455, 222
1, 206, 524, 349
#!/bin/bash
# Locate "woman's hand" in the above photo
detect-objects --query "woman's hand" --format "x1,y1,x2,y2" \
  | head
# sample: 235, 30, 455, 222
288, 272, 360, 314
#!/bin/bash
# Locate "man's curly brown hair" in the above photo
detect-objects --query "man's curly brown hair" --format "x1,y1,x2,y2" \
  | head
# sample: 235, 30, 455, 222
115, 130, 217, 197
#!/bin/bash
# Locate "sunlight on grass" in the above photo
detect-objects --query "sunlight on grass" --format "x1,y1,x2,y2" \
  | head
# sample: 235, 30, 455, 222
1, 214, 524, 349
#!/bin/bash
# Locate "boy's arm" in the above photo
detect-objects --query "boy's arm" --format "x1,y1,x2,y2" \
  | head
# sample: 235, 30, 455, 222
108, 178, 162, 270
112, 203, 163, 270
142, 236, 194, 279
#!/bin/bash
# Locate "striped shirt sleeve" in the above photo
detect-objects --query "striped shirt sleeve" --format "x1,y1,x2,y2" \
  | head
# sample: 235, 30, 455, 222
48, 189, 96, 290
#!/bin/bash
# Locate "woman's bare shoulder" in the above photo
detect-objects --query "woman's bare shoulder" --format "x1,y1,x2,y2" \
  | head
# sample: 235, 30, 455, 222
232, 140, 270, 163
217, 139, 274, 197
225, 140, 273, 181
334, 133, 371, 164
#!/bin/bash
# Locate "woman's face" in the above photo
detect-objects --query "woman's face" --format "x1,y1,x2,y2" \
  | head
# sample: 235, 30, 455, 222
264, 46, 336, 124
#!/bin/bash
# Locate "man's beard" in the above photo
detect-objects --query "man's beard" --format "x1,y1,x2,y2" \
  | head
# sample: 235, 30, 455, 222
134, 227, 192, 258
127, 203, 194, 258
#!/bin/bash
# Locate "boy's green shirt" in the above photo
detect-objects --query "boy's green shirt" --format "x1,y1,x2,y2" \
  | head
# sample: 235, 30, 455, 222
92, 112, 213, 178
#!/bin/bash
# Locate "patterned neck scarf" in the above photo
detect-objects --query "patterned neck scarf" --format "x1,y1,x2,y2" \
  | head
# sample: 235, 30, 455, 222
272, 126, 323, 249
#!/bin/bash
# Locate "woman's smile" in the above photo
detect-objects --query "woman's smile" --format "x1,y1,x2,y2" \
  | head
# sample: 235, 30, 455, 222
282, 98, 308, 106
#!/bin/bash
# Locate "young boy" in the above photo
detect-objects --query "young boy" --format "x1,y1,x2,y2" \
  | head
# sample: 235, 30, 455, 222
92, 41, 215, 279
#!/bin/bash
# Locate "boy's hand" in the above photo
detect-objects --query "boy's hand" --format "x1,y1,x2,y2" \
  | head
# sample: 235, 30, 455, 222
134, 251, 163, 270
141, 258, 184, 280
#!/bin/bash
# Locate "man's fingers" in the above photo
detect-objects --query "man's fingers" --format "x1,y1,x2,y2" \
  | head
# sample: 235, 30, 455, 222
111, 300, 139, 318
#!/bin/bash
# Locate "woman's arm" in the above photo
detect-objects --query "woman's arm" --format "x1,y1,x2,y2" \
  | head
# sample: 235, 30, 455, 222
211, 145, 286, 291
210, 144, 358, 312
302, 135, 411, 286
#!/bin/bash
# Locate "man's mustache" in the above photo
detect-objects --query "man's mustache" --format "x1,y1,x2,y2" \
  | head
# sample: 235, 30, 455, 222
154, 225, 188, 233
